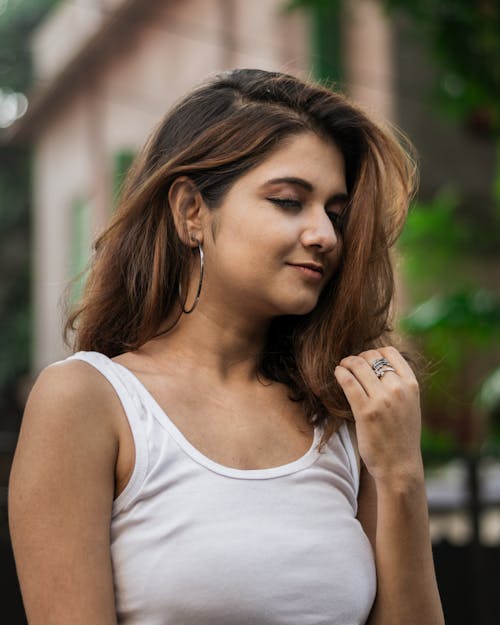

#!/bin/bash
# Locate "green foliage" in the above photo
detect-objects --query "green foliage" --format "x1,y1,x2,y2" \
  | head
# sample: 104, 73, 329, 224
403, 290, 499, 342
284, 0, 343, 85
420, 424, 459, 465
0, 0, 58, 93
382, 0, 500, 133
284, 0, 340, 12
495, 142, 500, 216
399, 190, 462, 293
401, 288, 500, 414
475, 367, 500, 447
113, 149, 136, 207
399, 189, 500, 299
398, 195, 500, 453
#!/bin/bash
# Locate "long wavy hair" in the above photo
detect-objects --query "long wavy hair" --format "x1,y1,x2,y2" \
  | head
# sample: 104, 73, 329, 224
64, 68, 417, 449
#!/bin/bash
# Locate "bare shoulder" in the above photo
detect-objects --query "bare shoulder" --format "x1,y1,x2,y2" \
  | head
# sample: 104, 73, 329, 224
11, 357, 125, 498
27, 357, 120, 412
20, 358, 124, 442
8, 358, 121, 624
10, 357, 122, 503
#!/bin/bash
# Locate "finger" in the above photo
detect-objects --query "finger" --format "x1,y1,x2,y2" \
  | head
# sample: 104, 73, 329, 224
378, 346, 418, 383
360, 348, 399, 375
340, 353, 388, 397
334, 365, 368, 413
339, 356, 379, 399
359, 349, 404, 384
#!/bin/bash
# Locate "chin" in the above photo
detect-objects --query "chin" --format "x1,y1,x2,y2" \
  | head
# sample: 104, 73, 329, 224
277, 296, 320, 316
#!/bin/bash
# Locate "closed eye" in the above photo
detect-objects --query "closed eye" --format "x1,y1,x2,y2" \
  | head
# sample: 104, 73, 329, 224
327, 211, 345, 230
268, 197, 347, 231
267, 197, 302, 210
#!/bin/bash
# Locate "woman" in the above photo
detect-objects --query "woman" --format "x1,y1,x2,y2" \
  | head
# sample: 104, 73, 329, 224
9, 69, 444, 625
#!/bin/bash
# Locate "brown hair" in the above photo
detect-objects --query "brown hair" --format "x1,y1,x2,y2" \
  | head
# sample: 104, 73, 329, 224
64, 69, 417, 449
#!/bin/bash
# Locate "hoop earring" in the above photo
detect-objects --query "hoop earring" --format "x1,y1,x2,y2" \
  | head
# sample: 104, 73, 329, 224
178, 239, 204, 314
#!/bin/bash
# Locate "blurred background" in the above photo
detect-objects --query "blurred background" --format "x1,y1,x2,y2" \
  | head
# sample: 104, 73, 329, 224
1, 0, 499, 623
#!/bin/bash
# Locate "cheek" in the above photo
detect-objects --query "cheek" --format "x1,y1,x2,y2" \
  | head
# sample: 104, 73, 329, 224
212, 234, 285, 288
228, 217, 290, 259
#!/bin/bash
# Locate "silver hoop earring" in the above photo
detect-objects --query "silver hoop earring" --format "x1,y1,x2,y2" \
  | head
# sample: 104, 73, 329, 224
179, 239, 204, 314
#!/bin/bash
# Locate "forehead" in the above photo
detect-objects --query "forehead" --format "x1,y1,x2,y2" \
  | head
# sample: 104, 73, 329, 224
237, 131, 347, 193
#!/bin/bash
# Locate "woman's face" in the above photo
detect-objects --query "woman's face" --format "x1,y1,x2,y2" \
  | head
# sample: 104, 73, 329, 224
200, 131, 348, 320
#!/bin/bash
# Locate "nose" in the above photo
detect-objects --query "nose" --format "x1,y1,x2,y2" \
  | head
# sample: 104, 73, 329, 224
299, 207, 338, 253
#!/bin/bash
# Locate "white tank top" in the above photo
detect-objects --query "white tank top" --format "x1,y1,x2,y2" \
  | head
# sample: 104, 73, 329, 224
67, 351, 376, 625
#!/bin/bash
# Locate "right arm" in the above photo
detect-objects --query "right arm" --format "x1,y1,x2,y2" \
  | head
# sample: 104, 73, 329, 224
8, 360, 123, 625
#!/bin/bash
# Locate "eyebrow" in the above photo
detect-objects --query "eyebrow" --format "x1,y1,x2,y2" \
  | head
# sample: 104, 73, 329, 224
263, 176, 349, 205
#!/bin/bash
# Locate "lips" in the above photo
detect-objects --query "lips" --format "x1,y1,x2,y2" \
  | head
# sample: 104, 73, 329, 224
288, 262, 324, 275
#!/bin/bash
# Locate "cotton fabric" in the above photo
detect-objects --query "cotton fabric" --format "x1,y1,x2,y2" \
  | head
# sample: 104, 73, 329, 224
67, 351, 376, 625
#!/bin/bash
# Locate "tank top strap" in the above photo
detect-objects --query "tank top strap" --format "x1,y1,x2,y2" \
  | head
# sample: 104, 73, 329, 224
66, 350, 149, 513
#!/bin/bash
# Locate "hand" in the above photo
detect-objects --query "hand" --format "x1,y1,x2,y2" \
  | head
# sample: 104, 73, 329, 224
334, 346, 424, 485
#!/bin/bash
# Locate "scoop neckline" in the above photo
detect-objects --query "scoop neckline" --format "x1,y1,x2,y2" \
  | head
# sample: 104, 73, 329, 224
105, 353, 323, 480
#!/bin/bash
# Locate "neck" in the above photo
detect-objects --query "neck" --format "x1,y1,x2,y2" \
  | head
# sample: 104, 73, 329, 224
145, 300, 272, 387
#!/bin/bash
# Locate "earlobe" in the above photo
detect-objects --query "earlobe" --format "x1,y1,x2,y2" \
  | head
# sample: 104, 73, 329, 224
168, 176, 204, 245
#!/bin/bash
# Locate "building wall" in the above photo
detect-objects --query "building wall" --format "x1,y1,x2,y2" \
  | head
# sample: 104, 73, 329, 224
343, 0, 394, 123
33, 89, 101, 367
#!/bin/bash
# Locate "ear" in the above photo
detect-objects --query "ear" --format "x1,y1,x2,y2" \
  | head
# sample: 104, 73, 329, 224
168, 176, 205, 246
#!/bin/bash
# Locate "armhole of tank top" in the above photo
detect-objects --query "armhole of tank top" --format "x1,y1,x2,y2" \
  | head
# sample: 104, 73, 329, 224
338, 420, 361, 498
67, 352, 149, 515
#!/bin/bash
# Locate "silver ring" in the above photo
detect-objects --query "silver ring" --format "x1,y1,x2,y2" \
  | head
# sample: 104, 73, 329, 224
371, 357, 390, 371
374, 365, 396, 379
370, 358, 396, 379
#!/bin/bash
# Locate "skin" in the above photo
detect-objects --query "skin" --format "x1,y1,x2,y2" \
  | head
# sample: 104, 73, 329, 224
336, 348, 444, 625
8, 131, 444, 625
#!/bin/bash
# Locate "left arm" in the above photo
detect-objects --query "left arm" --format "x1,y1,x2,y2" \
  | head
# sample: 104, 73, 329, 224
357, 461, 444, 625
336, 346, 445, 625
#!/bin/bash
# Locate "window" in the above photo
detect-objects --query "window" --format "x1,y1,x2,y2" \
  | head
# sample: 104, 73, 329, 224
70, 198, 90, 303
113, 149, 136, 208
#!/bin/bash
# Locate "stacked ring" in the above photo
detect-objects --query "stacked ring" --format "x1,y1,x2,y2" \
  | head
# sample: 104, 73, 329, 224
370, 357, 396, 379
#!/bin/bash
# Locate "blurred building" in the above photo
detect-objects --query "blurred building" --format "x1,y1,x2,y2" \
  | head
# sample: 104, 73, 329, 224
8, 0, 395, 371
